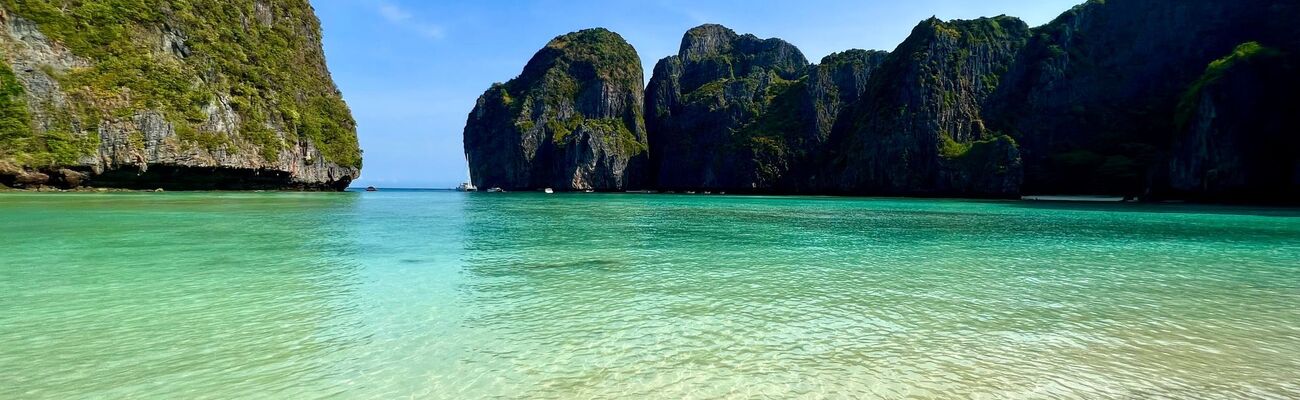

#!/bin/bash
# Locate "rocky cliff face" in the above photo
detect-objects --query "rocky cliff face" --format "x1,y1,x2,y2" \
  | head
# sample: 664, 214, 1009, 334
988, 0, 1299, 197
463, 0, 1300, 203
645, 24, 812, 191
826, 17, 1030, 197
0, 0, 361, 190
463, 28, 647, 191
780, 50, 889, 192
1166, 43, 1300, 202
806, 50, 889, 145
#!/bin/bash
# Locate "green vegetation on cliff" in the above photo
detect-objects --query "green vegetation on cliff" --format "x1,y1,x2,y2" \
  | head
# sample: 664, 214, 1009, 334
940, 133, 1017, 173
542, 28, 642, 88
466, 2, 1298, 201
1, 0, 361, 168
464, 28, 649, 191
503, 28, 642, 109
735, 75, 805, 157
1177, 42, 1284, 128
828, 16, 1028, 195
645, 24, 817, 190
0, 61, 31, 151
0, 57, 95, 166
495, 28, 646, 155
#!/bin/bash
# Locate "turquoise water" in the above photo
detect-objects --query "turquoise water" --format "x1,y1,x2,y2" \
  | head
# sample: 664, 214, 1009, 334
1, 191, 1298, 399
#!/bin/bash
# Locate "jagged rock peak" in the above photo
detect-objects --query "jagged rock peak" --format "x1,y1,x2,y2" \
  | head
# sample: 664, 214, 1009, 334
647, 24, 865, 192
808, 49, 889, 141
911, 15, 1029, 42
520, 28, 643, 90
463, 27, 649, 192
665, 23, 806, 94
819, 49, 890, 65
681, 24, 739, 60
824, 13, 1031, 197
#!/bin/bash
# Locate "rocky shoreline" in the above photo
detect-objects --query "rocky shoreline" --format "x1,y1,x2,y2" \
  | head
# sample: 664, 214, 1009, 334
0, 1, 361, 192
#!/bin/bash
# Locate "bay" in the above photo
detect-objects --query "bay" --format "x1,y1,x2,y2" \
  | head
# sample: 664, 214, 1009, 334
1, 191, 1297, 399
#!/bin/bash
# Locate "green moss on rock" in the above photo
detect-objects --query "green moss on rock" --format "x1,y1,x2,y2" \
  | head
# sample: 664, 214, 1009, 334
464, 28, 649, 191
0, 60, 32, 150
0, 58, 99, 167
1177, 42, 1283, 129
1, 0, 360, 168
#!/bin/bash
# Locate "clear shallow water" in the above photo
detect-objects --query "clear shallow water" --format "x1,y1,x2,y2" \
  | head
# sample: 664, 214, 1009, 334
1, 191, 1298, 399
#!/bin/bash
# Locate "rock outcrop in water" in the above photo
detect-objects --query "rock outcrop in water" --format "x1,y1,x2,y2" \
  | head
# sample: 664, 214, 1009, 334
645, 25, 810, 191
645, 25, 891, 192
463, 0, 1300, 203
0, 1, 360, 190
463, 28, 648, 192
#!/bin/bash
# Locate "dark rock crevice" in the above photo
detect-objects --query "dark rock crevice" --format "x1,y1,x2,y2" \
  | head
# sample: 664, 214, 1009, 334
1, 165, 351, 191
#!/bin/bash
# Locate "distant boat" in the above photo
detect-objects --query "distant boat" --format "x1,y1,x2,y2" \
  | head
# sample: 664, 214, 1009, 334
365, 186, 378, 192
457, 182, 478, 192
583, 189, 595, 193
487, 187, 505, 193
544, 188, 554, 194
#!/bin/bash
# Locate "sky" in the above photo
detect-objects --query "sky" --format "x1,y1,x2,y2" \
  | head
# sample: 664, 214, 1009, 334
313, 0, 1084, 189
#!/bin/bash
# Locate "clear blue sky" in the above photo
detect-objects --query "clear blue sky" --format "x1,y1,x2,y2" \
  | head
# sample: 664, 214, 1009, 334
313, 0, 1084, 188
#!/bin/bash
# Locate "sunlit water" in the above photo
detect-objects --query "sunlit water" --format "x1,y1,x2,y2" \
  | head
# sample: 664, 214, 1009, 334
1, 191, 1297, 399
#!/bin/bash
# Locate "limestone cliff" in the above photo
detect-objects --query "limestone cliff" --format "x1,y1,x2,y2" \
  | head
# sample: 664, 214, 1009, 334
462, 0, 1300, 203
826, 16, 1029, 197
463, 28, 647, 191
988, 0, 1299, 197
806, 50, 889, 146
646, 25, 891, 192
645, 25, 810, 191
0, 0, 360, 190
1167, 43, 1300, 202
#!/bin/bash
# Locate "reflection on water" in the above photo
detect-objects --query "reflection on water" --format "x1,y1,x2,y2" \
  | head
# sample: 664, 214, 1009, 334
1, 192, 1298, 398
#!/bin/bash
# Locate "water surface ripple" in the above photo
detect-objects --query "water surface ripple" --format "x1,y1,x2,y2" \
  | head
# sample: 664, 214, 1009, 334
1, 192, 1297, 399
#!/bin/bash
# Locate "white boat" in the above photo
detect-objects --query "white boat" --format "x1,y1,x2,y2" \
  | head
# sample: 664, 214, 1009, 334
457, 182, 477, 192
544, 188, 554, 194
487, 187, 505, 193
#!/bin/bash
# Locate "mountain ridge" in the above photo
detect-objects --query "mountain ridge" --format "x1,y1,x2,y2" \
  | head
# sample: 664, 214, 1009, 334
465, 0, 1299, 203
